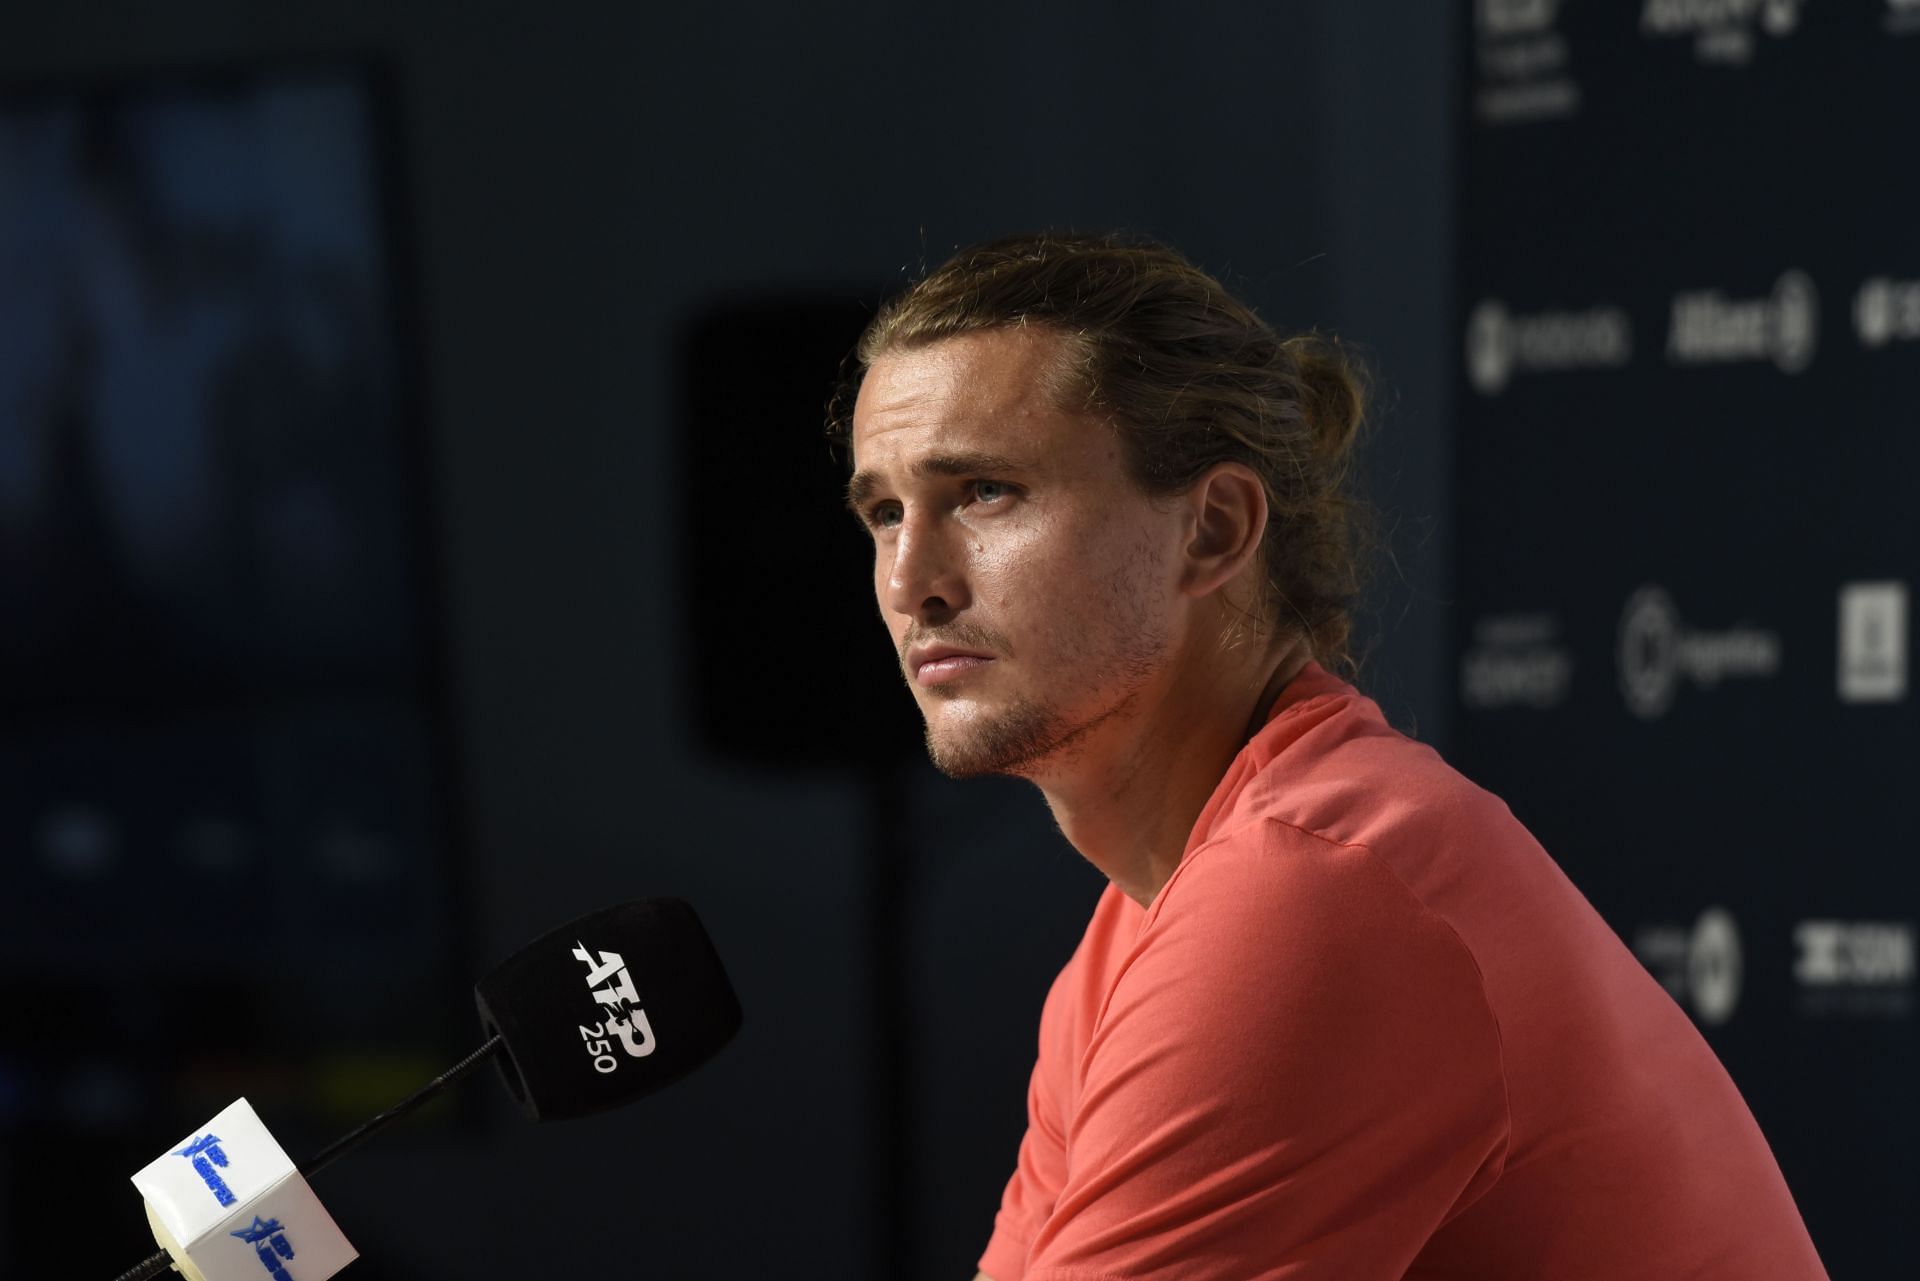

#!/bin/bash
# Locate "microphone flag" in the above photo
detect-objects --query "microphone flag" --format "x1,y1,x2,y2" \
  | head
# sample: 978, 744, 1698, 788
130, 1098, 357, 1281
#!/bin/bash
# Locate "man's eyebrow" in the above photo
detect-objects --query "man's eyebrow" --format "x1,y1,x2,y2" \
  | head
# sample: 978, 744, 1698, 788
845, 470, 882, 514
844, 451, 1028, 513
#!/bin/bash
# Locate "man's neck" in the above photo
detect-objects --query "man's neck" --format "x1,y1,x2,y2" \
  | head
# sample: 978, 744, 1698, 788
1034, 640, 1310, 908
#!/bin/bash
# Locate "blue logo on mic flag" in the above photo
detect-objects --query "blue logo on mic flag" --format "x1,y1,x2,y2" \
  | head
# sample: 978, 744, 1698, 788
232, 1216, 297, 1281
174, 1134, 237, 1207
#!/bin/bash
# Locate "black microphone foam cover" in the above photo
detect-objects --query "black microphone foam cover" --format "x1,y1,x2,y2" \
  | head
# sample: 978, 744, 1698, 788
474, 898, 742, 1121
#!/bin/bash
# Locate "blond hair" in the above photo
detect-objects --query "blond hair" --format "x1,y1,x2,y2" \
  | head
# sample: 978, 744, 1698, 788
828, 231, 1375, 677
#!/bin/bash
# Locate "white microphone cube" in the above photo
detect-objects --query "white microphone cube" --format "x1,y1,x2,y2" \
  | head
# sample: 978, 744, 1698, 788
132, 1098, 357, 1281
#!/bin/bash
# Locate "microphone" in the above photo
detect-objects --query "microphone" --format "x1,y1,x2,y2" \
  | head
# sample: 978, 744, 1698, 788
114, 898, 741, 1281
477, 897, 742, 1121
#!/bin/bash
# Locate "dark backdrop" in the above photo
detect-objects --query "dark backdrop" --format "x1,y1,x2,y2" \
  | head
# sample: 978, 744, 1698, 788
1453, 4, 1915, 1274
0, 3, 1455, 1278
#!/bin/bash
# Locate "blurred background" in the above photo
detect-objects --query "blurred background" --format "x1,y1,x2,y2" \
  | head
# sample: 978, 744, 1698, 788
0, 1, 1910, 1277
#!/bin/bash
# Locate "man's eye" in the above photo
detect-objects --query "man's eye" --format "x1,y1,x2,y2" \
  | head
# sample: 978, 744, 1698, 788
868, 503, 903, 529
970, 480, 1013, 505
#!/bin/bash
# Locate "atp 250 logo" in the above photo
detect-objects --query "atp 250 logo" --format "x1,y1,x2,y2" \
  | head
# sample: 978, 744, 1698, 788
572, 941, 658, 1073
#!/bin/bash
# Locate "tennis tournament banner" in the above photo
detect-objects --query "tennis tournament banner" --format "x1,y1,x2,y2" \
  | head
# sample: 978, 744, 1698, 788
1454, 3, 1917, 1272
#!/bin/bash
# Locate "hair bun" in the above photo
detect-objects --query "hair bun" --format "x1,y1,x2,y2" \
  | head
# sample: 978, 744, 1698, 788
1280, 334, 1368, 472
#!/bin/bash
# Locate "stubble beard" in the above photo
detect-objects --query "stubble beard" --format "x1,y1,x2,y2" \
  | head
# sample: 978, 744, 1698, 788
922, 641, 1163, 779
917, 553, 1169, 780
923, 691, 1086, 781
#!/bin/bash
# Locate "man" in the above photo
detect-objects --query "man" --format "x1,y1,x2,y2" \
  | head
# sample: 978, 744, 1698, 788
833, 232, 1825, 1280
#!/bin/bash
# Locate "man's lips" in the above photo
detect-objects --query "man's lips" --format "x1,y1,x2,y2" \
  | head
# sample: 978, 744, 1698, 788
909, 646, 996, 687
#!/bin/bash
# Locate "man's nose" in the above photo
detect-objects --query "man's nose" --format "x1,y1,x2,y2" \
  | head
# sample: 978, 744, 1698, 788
883, 511, 970, 620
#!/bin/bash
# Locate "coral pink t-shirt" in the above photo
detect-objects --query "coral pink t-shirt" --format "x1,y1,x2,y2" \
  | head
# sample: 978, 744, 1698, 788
979, 662, 1825, 1281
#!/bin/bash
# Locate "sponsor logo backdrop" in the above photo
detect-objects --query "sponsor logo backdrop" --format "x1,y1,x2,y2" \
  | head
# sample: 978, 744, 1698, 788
1456, 3, 1916, 1270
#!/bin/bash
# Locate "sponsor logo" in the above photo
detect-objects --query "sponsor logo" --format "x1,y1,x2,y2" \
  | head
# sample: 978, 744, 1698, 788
1467, 299, 1632, 395
1838, 581, 1908, 704
1689, 908, 1744, 1025
231, 1216, 298, 1281
1477, 0, 1558, 36
1794, 920, 1915, 1018
1666, 270, 1818, 372
572, 942, 658, 1073
1853, 276, 1920, 348
1460, 613, 1573, 709
174, 1133, 238, 1207
1641, 0, 1802, 65
1474, 0, 1581, 124
1617, 586, 1782, 719
1634, 906, 1743, 1026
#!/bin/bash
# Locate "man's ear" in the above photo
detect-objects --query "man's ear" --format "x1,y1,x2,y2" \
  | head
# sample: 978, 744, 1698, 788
1179, 462, 1269, 599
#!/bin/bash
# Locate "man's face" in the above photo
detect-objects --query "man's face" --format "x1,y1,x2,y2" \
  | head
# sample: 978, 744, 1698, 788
847, 326, 1183, 778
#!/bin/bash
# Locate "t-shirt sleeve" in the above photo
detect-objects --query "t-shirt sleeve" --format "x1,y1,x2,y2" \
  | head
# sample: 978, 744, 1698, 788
1024, 822, 1511, 1281
979, 943, 1083, 1281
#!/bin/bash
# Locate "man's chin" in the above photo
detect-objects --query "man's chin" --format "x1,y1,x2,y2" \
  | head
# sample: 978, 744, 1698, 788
922, 703, 1070, 780
926, 744, 1032, 781
925, 737, 1029, 780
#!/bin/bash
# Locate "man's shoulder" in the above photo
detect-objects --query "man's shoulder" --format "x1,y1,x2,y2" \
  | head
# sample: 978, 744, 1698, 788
1221, 689, 1524, 866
